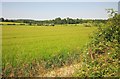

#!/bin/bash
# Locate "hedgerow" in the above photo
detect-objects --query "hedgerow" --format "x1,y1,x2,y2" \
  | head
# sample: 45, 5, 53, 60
74, 10, 120, 77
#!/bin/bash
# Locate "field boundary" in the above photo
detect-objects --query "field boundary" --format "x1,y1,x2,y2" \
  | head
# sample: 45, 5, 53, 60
38, 63, 82, 77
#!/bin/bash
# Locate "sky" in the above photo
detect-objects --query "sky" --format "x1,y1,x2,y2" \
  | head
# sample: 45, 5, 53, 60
1, 1, 119, 20
1, 0, 120, 2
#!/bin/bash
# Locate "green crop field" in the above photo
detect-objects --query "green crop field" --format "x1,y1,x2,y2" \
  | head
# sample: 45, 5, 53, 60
0, 22, 26, 25
2, 25, 97, 76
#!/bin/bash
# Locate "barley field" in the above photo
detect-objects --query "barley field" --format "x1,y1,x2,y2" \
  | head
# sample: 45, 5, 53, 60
2, 25, 97, 76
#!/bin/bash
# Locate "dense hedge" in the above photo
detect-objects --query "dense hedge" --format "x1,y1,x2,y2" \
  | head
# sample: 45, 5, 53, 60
74, 13, 120, 77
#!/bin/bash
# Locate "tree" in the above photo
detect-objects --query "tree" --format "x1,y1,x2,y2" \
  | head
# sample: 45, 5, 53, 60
54, 17, 62, 24
0, 18, 4, 22
61, 19, 67, 24
75, 18, 80, 24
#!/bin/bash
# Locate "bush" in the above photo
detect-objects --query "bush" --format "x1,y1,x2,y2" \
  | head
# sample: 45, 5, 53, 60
73, 12, 120, 77
83, 23, 92, 27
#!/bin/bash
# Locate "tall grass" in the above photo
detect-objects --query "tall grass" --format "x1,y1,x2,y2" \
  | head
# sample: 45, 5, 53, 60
2, 25, 97, 76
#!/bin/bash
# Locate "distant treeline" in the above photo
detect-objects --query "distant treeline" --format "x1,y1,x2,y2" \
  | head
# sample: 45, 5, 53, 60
0, 17, 107, 26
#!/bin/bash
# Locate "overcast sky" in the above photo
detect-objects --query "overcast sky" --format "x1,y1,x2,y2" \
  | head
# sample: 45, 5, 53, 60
1, 1, 119, 20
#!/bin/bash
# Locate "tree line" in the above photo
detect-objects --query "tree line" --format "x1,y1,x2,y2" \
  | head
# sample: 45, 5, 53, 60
0, 17, 107, 26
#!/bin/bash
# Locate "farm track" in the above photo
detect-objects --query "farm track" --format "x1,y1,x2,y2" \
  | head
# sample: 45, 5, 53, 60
38, 63, 81, 77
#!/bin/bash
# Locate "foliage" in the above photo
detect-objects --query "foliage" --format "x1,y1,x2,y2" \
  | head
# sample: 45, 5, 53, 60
73, 11, 120, 77
0, 17, 107, 26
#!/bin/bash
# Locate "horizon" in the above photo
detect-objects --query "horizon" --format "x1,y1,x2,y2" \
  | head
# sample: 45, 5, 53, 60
1, 17, 108, 21
1, 2, 118, 20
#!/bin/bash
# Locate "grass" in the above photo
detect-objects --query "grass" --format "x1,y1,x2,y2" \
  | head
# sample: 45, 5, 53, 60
0, 22, 25, 25
2, 24, 97, 76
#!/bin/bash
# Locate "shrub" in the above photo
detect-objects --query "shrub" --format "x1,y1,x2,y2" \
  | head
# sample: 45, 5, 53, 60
83, 23, 92, 27
73, 11, 120, 77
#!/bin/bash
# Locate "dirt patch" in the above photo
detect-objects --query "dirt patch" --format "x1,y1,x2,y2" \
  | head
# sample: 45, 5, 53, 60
37, 63, 81, 77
